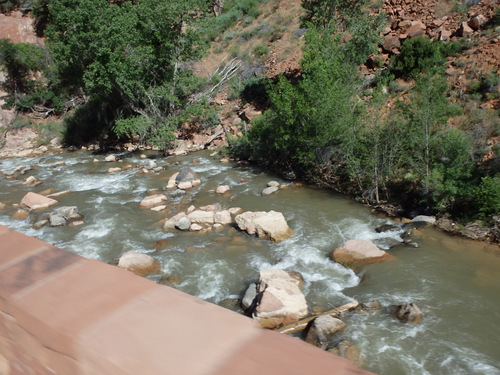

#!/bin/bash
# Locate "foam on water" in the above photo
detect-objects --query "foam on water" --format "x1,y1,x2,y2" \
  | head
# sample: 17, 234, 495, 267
56, 171, 135, 193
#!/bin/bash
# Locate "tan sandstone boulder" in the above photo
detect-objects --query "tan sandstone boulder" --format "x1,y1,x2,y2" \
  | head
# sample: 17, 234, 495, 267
139, 194, 167, 208
20, 192, 58, 211
331, 240, 392, 267
235, 210, 292, 242
117, 251, 161, 276
251, 269, 309, 329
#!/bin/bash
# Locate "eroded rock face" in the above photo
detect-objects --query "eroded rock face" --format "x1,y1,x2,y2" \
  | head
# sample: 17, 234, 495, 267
331, 240, 392, 267
117, 251, 161, 276
249, 269, 308, 329
305, 315, 347, 350
235, 211, 293, 242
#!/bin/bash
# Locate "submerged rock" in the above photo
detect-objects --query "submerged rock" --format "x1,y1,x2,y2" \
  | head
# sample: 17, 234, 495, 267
355, 301, 383, 314
394, 303, 422, 324
235, 210, 292, 242
22, 176, 38, 185
375, 224, 400, 233
329, 340, 361, 364
262, 186, 279, 196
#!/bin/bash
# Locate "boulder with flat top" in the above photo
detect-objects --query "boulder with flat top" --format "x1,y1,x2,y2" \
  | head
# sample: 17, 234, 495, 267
20, 192, 58, 211
117, 251, 161, 276
235, 210, 292, 242
331, 240, 392, 267
248, 269, 308, 329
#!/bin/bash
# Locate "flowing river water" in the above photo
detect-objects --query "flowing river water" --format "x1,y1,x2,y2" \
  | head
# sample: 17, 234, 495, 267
1, 149, 499, 375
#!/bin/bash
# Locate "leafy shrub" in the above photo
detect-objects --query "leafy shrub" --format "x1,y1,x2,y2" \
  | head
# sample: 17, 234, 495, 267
492, 7, 500, 27
391, 37, 460, 78
10, 116, 32, 129
475, 175, 500, 219
253, 44, 269, 57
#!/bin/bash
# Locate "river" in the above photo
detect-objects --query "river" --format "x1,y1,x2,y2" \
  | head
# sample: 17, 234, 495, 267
1, 149, 499, 375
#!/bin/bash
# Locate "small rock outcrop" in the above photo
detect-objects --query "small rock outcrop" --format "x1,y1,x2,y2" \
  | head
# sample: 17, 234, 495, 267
246, 269, 308, 329
235, 211, 293, 242
117, 251, 161, 276
305, 315, 347, 350
331, 240, 392, 267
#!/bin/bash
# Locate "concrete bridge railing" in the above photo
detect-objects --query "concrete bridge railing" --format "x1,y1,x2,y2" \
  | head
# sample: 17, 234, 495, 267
0, 224, 372, 374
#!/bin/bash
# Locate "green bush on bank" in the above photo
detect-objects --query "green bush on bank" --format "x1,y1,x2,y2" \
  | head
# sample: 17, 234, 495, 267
475, 175, 500, 220
391, 37, 461, 78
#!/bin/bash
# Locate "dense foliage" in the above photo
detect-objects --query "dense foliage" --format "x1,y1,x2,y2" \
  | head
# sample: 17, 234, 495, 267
230, 2, 499, 221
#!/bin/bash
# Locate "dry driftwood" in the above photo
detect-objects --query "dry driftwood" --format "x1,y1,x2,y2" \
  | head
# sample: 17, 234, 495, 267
275, 301, 359, 335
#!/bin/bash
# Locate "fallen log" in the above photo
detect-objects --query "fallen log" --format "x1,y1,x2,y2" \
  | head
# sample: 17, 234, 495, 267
205, 129, 224, 145
275, 301, 359, 335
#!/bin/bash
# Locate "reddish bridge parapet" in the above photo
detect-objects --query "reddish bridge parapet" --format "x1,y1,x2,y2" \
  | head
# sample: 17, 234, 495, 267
0, 224, 373, 374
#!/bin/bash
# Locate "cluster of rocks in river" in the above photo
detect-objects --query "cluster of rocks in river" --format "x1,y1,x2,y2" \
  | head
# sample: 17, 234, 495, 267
239, 265, 423, 364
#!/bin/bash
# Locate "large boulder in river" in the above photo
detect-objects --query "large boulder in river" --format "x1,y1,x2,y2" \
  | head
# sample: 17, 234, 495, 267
235, 211, 292, 242
250, 269, 308, 329
305, 315, 347, 350
20, 192, 58, 211
331, 240, 392, 267
117, 251, 161, 276
175, 167, 195, 184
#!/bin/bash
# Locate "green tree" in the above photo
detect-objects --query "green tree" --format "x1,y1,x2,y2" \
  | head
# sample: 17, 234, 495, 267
475, 175, 500, 220
0, 40, 46, 96
233, 27, 360, 181
45, 0, 210, 146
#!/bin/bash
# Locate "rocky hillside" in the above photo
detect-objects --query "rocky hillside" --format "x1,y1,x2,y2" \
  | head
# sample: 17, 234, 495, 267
188, 0, 499, 154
